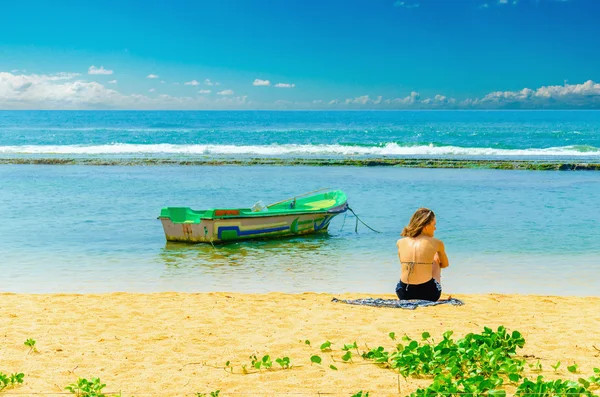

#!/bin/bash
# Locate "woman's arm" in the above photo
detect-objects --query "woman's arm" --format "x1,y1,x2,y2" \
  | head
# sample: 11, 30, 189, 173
436, 239, 450, 268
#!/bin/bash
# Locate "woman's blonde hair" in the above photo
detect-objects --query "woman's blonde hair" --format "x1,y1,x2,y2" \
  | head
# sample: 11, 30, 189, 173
401, 207, 435, 238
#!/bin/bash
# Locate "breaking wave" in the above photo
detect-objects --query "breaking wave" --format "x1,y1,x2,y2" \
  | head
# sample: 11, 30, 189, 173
1, 143, 599, 156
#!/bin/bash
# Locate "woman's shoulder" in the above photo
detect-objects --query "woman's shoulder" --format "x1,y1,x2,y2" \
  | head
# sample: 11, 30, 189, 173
431, 237, 445, 248
396, 237, 409, 246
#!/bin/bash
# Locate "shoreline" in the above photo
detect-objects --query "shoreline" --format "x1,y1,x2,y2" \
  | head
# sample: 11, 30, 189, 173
2, 292, 599, 396
1, 156, 600, 170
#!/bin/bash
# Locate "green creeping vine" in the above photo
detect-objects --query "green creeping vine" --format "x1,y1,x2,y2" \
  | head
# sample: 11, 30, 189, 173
0, 372, 24, 392
24, 338, 38, 354
225, 354, 293, 373
351, 326, 600, 397
363, 326, 526, 379
516, 374, 600, 397
196, 390, 220, 397
65, 377, 122, 397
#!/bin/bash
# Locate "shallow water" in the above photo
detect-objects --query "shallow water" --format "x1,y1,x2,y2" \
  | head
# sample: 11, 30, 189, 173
1, 164, 599, 296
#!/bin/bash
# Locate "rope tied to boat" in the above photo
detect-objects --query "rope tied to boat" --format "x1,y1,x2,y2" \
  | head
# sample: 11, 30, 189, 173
347, 206, 381, 234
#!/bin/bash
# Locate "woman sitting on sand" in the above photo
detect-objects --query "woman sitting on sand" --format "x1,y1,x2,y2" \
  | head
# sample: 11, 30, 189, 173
396, 208, 449, 302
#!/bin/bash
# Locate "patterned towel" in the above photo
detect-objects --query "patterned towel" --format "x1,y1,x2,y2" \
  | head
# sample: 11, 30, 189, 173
331, 297, 465, 310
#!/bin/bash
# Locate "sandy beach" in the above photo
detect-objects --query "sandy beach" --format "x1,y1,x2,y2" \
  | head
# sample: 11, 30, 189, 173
1, 292, 599, 397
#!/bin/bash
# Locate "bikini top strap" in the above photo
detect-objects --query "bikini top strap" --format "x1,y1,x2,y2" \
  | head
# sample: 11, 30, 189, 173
400, 261, 434, 265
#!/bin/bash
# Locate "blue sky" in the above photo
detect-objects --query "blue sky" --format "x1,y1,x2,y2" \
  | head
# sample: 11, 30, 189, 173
0, 0, 599, 109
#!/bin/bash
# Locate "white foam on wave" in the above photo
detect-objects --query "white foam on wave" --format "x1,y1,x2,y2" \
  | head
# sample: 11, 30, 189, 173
0, 143, 599, 156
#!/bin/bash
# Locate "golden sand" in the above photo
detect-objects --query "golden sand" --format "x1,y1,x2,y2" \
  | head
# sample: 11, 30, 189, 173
1, 292, 599, 397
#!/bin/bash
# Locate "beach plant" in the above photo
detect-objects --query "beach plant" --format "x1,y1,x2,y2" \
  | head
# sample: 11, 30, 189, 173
24, 338, 38, 354
341, 350, 353, 363
351, 391, 369, 397
357, 327, 600, 397
568, 362, 580, 374
245, 354, 291, 371
320, 341, 332, 351
249, 354, 273, 370
551, 361, 561, 372
0, 372, 24, 392
65, 377, 105, 397
515, 375, 595, 397
528, 359, 543, 373
340, 341, 359, 363
408, 373, 505, 397
382, 326, 525, 379
196, 391, 220, 397
310, 355, 322, 364
342, 341, 359, 353
578, 368, 600, 389
275, 356, 291, 369
65, 377, 121, 397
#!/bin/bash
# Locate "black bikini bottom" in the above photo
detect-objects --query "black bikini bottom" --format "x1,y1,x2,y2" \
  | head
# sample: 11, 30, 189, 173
395, 278, 442, 302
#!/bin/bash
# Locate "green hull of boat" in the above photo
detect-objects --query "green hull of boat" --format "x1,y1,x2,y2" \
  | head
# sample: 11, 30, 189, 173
158, 190, 348, 244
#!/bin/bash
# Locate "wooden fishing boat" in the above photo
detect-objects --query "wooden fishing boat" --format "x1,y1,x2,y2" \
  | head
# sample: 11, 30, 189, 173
158, 190, 348, 244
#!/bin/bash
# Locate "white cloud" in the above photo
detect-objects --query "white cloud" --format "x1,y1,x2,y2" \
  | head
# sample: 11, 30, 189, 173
172, 82, 180, 85
274, 83, 296, 88
479, 3, 489, 8
38, 72, 81, 81
394, 1, 420, 8
328, 92, 455, 108
216, 95, 248, 105
345, 95, 371, 105
108, 80, 117, 84
148, 88, 155, 92
147, 74, 159, 79
463, 80, 600, 108
204, 79, 220, 86
384, 91, 420, 105
342, 95, 384, 105
0, 71, 122, 109
3, 71, 598, 110
88, 66, 113, 75
160, 80, 166, 84
253, 79, 270, 86
185, 80, 200, 86
422, 95, 457, 105
498, 0, 508, 3
0, 71, 246, 110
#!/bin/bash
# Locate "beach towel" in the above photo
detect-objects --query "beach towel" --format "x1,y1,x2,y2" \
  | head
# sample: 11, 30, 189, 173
331, 297, 464, 310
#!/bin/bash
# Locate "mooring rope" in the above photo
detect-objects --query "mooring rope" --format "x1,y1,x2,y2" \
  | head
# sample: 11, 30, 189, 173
347, 206, 381, 234
338, 210, 348, 232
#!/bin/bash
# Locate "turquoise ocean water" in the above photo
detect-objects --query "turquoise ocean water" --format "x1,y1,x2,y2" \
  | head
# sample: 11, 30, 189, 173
1, 111, 599, 296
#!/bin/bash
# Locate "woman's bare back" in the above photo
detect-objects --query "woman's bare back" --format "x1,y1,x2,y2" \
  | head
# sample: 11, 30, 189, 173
397, 235, 448, 284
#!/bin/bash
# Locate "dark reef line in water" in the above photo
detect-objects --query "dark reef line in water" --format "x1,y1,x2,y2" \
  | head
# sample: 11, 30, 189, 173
1, 157, 600, 171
